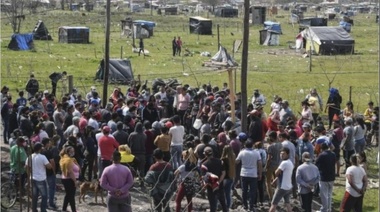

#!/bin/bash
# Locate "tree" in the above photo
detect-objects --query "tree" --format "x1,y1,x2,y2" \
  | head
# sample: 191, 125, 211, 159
3, 0, 26, 33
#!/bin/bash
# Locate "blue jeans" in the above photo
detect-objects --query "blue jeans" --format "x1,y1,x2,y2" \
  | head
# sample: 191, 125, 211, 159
223, 178, 233, 208
354, 138, 365, 154
241, 176, 258, 209
2, 117, 9, 143
170, 145, 183, 170
319, 181, 334, 212
46, 175, 56, 207
32, 179, 48, 212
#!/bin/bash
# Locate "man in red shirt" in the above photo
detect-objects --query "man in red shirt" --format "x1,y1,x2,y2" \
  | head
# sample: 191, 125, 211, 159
99, 126, 119, 175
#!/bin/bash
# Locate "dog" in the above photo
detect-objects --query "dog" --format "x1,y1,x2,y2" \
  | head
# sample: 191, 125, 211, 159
78, 180, 104, 204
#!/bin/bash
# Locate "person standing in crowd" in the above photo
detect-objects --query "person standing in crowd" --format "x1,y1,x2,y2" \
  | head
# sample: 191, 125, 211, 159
305, 88, 323, 127
332, 120, 343, 176
169, 115, 185, 170
41, 138, 58, 210
49, 71, 67, 97
100, 150, 134, 212
353, 117, 367, 154
25, 74, 39, 99
10, 137, 28, 195
145, 149, 176, 212
26, 143, 53, 212
296, 152, 320, 212
99, 126, 120, 176
254, 141, 266, 206
315, 143, 336, 212
59, 146, 79, 212
19, 107, 33, 138
325, 88, 342, 130
279, 100, 296, 124
343, 101, 355, 120
1, 96, 10, 143
265, 131, 282, 201
113, 121, 129, 145
340, 154, 368, 211
175, 148, 199, 212
81, 126, 97, 181
154, 126, 171, 162
269, 147, 294, 212
176, 36, 182, 56
16, 90, 27, 107
279, 132, 296, 166
172, 36, 177, 56
202, 146, 228, 212
342, 118, 355, 171
144, 121, 157, 174
128, 122, 146, 184
220, 145, 236, 209
237, 138, 262, 210
176, 87, 190, 125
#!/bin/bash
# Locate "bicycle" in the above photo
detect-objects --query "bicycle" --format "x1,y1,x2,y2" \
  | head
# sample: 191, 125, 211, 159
1, 171, 18, 209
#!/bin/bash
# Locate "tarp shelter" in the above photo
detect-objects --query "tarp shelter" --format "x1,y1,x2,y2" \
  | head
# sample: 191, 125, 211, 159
32, 20, 52, 40
259, 21, 281, 45
189, 16, 212, 35
264, 21, 282, 33
95, 59, 134, 84
133, 20, 156, 38
8, 33, 34, 50
296, 27, 355, 55
58, 26, 89, 44
211, 46, 238, 67
251, 6, 266, 25
214, 7, 238, 17
299, 17, 327, 27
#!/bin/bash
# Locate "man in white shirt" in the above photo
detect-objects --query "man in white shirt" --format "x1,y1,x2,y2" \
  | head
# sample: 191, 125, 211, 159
269, 147, 294, 212
25, 143, 53, 212
169, 115, 185, 170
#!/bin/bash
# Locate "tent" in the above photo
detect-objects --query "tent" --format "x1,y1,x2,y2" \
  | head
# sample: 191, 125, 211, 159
58, 26, 90, 44
32, 20, 52, 40
259, 21, 281, 45
189, 16, 212, 35
296, 27, 355, 55
95, 59, 134, 84
214, 7, 238, 17
211, 46, 238, 67
133, 20, 156, 38
299, 17, 327, 27
8, 34, 34, 51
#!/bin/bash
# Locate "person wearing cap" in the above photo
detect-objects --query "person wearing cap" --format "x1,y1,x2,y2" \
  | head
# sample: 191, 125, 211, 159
99, 126, 120, 176
202, 146, 228, 212
25, 142, 53, 212
315, 143, 336, 212
236, 139, 262, 211
342, 118, 355, 171
145, 148, 176, 212
296, 152, 320, 212
100, 150, 134, 212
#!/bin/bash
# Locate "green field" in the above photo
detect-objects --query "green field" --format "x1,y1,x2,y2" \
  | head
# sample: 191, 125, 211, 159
1, 7, 379, 211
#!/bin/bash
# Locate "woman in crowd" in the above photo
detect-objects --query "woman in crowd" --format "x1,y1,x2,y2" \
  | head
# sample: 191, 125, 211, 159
353, 117, 367, 154
300, 100, 313, 127
60, 146, 80, 212
220, 145, 236, 209
119, 144, 139, 177
81, 126, 97, 181
343, 101, 355, 120
154, 126, 171, 162
175, 148, 199, 212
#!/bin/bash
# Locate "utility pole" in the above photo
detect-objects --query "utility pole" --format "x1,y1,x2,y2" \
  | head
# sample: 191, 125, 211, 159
240, 0, 249, 133
103, 0, 111, 108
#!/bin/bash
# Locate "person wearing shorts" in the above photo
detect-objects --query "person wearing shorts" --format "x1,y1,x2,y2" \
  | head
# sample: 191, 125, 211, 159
269, 147, 294, 212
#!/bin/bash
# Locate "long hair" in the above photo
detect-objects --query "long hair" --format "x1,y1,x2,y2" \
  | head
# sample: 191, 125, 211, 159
356, 117, 365, 130
221, 145, 236, 179
183, 148, 197, 172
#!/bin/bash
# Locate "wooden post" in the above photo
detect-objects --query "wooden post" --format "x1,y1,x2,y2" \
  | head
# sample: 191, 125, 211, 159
103, 0, 111, 108
228, 69, 236, 123
68, 75, 73, 94
349, 86, 352, 102
241, 0, 250, 133
217, 24, 220, 50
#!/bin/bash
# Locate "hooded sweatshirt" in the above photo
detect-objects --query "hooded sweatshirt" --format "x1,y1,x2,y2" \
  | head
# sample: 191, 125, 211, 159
128, 123, 147, 155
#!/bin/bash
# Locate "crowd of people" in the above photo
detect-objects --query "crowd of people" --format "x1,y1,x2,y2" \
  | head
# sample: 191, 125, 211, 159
1, 76, 379, 212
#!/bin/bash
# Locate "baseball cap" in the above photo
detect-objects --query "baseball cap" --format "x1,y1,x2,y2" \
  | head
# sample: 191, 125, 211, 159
102, 126, 111, 133
238, 132, 248, 141
152, 121, 162, 130
165, 121, 173, 128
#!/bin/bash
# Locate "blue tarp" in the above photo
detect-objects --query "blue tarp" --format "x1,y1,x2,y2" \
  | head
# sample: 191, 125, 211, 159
264, 21, 282, 34
8, 33, 34, 50
133, 20, 156, 29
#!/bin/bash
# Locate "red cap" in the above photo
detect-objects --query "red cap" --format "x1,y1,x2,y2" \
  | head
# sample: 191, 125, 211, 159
165, 121, 173, 128
42, 114, 49, 119
102, 126, 111, 133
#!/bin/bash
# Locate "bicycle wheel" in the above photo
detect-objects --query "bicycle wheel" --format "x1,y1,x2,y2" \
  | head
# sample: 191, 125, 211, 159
1, 182, 17, 209
1, 166, 11, 182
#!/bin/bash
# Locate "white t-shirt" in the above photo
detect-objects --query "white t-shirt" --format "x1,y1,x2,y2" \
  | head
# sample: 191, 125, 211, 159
281, 140, 296, 165
169, 125, 185, 146
345, 166, 366, 197
38, 130, 49, 141
25, 153, 49, 181
278, 159, 294, 190
236, 148, 261, 178
88, 118, 99, 132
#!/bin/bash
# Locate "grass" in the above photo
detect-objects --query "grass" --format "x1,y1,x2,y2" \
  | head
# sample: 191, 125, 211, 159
0, 7, 379, 210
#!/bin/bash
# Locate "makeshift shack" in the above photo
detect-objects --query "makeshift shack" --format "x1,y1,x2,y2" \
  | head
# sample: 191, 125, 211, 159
214, 7, 238, 17
8, 34, 34, 51
32, 20, 52, 40
189, 16, 212, 35
259, 21, 282, 45
157, 7, 177, 15
133, 20, 156, 38
95, 59, 134, 84
299, 17, 328, 31
251, 6, 266, 25
296, 27, 355, 55
58, 26, 89, 43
